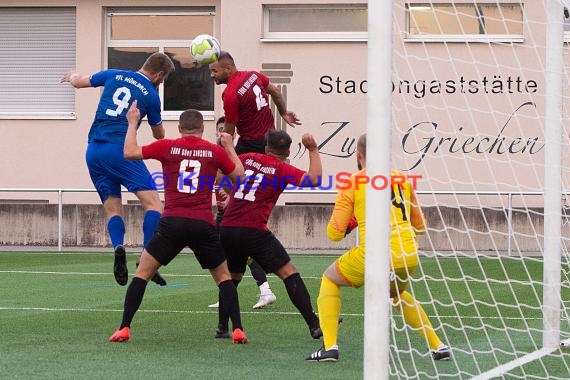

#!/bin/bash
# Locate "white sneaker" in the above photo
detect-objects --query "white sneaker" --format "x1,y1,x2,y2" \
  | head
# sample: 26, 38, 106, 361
208, 301, 219, 308
252, 293, 277, 309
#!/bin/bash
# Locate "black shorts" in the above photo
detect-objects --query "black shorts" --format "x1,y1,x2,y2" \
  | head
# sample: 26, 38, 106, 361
146, 217, 226, 269
220, 226, 290, 274
235, 138, 266, 155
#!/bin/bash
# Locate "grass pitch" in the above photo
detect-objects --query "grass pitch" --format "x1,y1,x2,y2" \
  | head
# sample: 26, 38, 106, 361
1, 251, 570, 379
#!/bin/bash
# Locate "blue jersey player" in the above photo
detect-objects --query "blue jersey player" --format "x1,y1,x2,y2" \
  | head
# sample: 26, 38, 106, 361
61, 52, 175, 287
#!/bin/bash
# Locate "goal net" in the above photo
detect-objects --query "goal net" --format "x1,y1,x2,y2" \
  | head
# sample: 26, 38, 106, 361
378, 1, 570, 378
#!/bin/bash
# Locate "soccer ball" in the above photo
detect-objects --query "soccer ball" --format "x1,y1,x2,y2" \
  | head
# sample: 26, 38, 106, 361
190, 34, 221, 65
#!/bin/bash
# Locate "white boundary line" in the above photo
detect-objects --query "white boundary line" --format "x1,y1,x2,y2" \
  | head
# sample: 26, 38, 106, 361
0, 269, 324, 280
0, 305, 365, 317
0, 304, 539, 322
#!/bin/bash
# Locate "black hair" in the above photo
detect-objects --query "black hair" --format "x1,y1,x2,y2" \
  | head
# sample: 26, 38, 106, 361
266, 129, 292, 156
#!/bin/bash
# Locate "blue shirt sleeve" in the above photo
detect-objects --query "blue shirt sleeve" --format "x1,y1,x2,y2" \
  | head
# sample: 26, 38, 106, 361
146, 92, 163, 127
89, 69, 120, 88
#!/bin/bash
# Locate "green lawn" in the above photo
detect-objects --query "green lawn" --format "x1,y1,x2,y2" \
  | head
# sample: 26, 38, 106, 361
0, 252, 569, 379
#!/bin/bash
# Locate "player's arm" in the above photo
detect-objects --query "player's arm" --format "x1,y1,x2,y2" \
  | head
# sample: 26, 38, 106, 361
124, 100, 144, 160
60, 69, 92, 88
221, 91, 238, 137
298, 133, 322, 187
215, 169, 233, 198
219, 132, 244, 182
146, 98, 165, 140
327, 187, 355, 241
409, 187, 426, 234
150, 123, 165, 140
223, 121, 236, 138
266, 83, 301, 128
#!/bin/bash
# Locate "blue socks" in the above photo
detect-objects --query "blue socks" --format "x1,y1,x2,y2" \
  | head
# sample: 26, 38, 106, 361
107, 215, 125, 249
108, 211, 160, 249
142, 210, 161, 247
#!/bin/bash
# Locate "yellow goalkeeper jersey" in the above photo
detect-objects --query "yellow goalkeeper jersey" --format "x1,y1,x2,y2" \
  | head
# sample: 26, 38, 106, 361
327, 169, 425, 268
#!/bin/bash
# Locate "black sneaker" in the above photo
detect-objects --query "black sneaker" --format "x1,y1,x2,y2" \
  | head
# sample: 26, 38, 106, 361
310, 326, 323, 339
310, 316, 343, 339
150, 271, 167, 286
431, 345, 451, 361
305, 346, 339, 362
135, 262, 167, 286
113, 245, 128, 286
215, 324, 230, 339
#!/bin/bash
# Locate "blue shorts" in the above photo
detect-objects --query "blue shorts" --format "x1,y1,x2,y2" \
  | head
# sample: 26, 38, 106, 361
86, 142, 156, 203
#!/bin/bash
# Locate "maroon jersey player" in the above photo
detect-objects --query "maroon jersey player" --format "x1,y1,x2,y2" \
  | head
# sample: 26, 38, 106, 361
218, 129, 325, 340
209, 51, 301, 155
108, 100, 248, 344
210, 51, 302, 310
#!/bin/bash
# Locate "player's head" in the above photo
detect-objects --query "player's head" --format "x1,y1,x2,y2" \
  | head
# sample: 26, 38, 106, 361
209, 51, 236, 85
141, 52, 175, 86
265, 129, 292, 159
178, 109, 204, 135
215, 116, 225, 138
356, 133, 366, 170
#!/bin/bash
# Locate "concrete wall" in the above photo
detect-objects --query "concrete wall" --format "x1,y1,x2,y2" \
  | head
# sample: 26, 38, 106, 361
0, 204, 552, 254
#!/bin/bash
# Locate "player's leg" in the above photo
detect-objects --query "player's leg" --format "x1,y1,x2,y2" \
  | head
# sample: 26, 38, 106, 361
102, 197, 128, 286
109, 249, 162, 342
390, 265, 450, 360
305, 264, 346, 362
209, 262, 247, 344
306, 247, 362, 362
273, 260, 320, 338
134, 189, 166, 286
218, 227, 248, 335
218, 226, 250, 336
208, 191, 225, 308
86, 143, 128, 286
110, 217, 185, 342
135, 189, 162, 248
213, 272, 243, 338
250, 259, 277, 309
194, 223, 247, 344
121, 158, 166, 286
103, 198, 125, 248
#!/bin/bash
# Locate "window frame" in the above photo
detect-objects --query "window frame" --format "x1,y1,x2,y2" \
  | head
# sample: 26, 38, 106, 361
105, 8, 216, 120
261, 3, 368, 42
404, 3, 525, 43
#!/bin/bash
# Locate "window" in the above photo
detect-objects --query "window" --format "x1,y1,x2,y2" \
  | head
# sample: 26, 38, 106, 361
106, 8, 216, 119
405, 3, 524, 43
262, 4, 367, 41
0, 7, 76, 119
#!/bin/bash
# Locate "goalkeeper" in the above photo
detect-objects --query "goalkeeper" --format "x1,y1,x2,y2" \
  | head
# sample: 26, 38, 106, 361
306, 133, 450, 362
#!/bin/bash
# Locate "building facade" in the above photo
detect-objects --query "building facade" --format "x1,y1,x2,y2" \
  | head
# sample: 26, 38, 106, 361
0, 0, 567, 210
